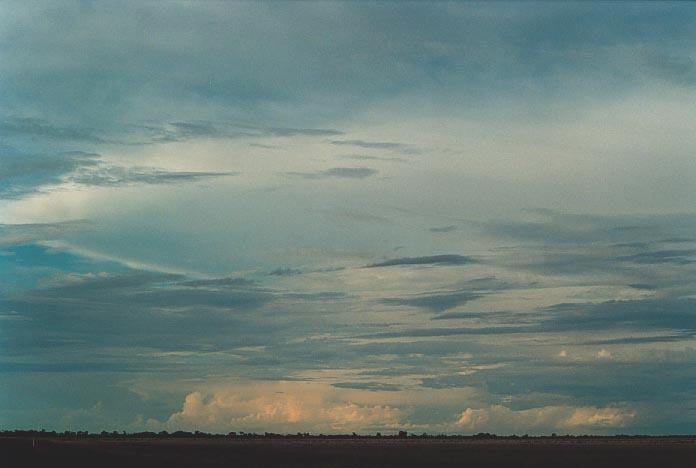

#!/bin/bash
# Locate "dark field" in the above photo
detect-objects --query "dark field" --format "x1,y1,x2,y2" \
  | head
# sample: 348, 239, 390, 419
3, 437, 695, 468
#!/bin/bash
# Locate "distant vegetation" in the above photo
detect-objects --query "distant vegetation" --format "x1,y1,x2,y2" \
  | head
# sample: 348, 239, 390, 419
2, 429, 694, 440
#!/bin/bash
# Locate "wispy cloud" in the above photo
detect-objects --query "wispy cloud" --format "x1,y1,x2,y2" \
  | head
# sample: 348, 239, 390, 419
381, 290, 482, 312
0, 117, 108, 143
285, 167, 377, 179
330, 139, 420, 155
429, 225, 458, 233
0, 220, 92, 247
68, 166, 237, 187
367, 254, 477, 268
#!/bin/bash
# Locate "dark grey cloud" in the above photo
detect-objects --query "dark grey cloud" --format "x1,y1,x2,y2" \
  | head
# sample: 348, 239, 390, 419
362, 297, 696, 340
332, 382, 402, 392
541, 299, 696, 334
321, 209, 391, 225
0, 220, 91, 247
269, 267, 303, 277
330, 139, 420, 154
360, 325, 530, 340
381, 291, 481, 312
576, 335, 692, 346
0, 146, 99, 179
68, 166, 237, 187
432, 310, 530, 321
484, 220, 605, 244
1, 115, 344, 152
367, 254, 477, 268
613, 249, 696, 265
4, 2, 696, 146
429, 225, 458, 233
35, 271, 183, 295
179, 276, 256, 288
330, 139, 403, 149
143, 121, 252, 143
0, 117, 108, 144
281, 291, 347, 301
645, 50, 696, 86
628, 283, 658, 290
482, 212, 696, 290
144, 121, 344, 143
423, 360, 696, 411
339, 154, 408, 163
0, 146, 100, 198
262, 127, 343, 137
0, 142, 234, 197
285, 167, 377, 179
483, 211, 696, 245
0, 270, 278, 356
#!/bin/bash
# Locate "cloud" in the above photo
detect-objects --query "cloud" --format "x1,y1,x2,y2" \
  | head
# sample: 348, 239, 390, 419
330, 139, 419, 154
1, 116, 345, 149
367, 254, 477, 268
613, 249, 696, 265
456, 404, 636, 433
429, 225, 458, 233
0, 143, 234, 197
578, 335, 689, 345
363, 296, 696, 340
359, 326, 530, 340
482, 211, 696, 245
0, 220, 91, 247
262, 127, 344, 138
179, 277, 256, 288
0, 147, 101, 198
0, 117, 107, 143
332, 382, 402, 392
68, 166, 237, 187
143, 121, 344, 143
596, 349, 612, 359
381, 291, 481, 312
645, 51, 696, 86
4, 3, 696, 435
269, 267, 303, 277
285, 167, 377, 179
432, 310, 525, 321
0, 146, 98, 179
339, 154, 408, 163
2, 270, 276, 353
158, 381, 403, 433
541, 298, 696, 334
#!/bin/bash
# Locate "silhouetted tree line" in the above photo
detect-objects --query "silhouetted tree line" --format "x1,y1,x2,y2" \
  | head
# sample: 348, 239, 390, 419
2, 429, 695, 440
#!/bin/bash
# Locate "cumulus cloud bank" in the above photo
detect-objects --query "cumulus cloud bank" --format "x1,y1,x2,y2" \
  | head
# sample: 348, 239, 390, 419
457, 405, 636, 433
156, 382, 403, 434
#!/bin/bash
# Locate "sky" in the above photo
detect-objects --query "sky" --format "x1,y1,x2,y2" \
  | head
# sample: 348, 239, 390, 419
1, 1, 696, 435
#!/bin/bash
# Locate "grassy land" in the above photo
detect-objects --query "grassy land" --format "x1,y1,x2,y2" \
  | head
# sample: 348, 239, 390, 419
3, 436, 695, 468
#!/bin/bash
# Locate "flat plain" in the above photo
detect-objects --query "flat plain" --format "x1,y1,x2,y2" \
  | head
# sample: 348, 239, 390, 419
3, 436, 695, 468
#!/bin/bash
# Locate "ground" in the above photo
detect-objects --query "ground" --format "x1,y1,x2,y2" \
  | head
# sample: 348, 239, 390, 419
3, 436, 695, 468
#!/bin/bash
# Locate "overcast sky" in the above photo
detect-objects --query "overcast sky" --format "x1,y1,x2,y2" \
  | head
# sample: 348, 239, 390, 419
1, 1, 696, 435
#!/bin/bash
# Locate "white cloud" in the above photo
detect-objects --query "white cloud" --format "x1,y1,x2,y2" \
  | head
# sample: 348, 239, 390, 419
156, 381, 404, 433
456, 404, 635, 433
